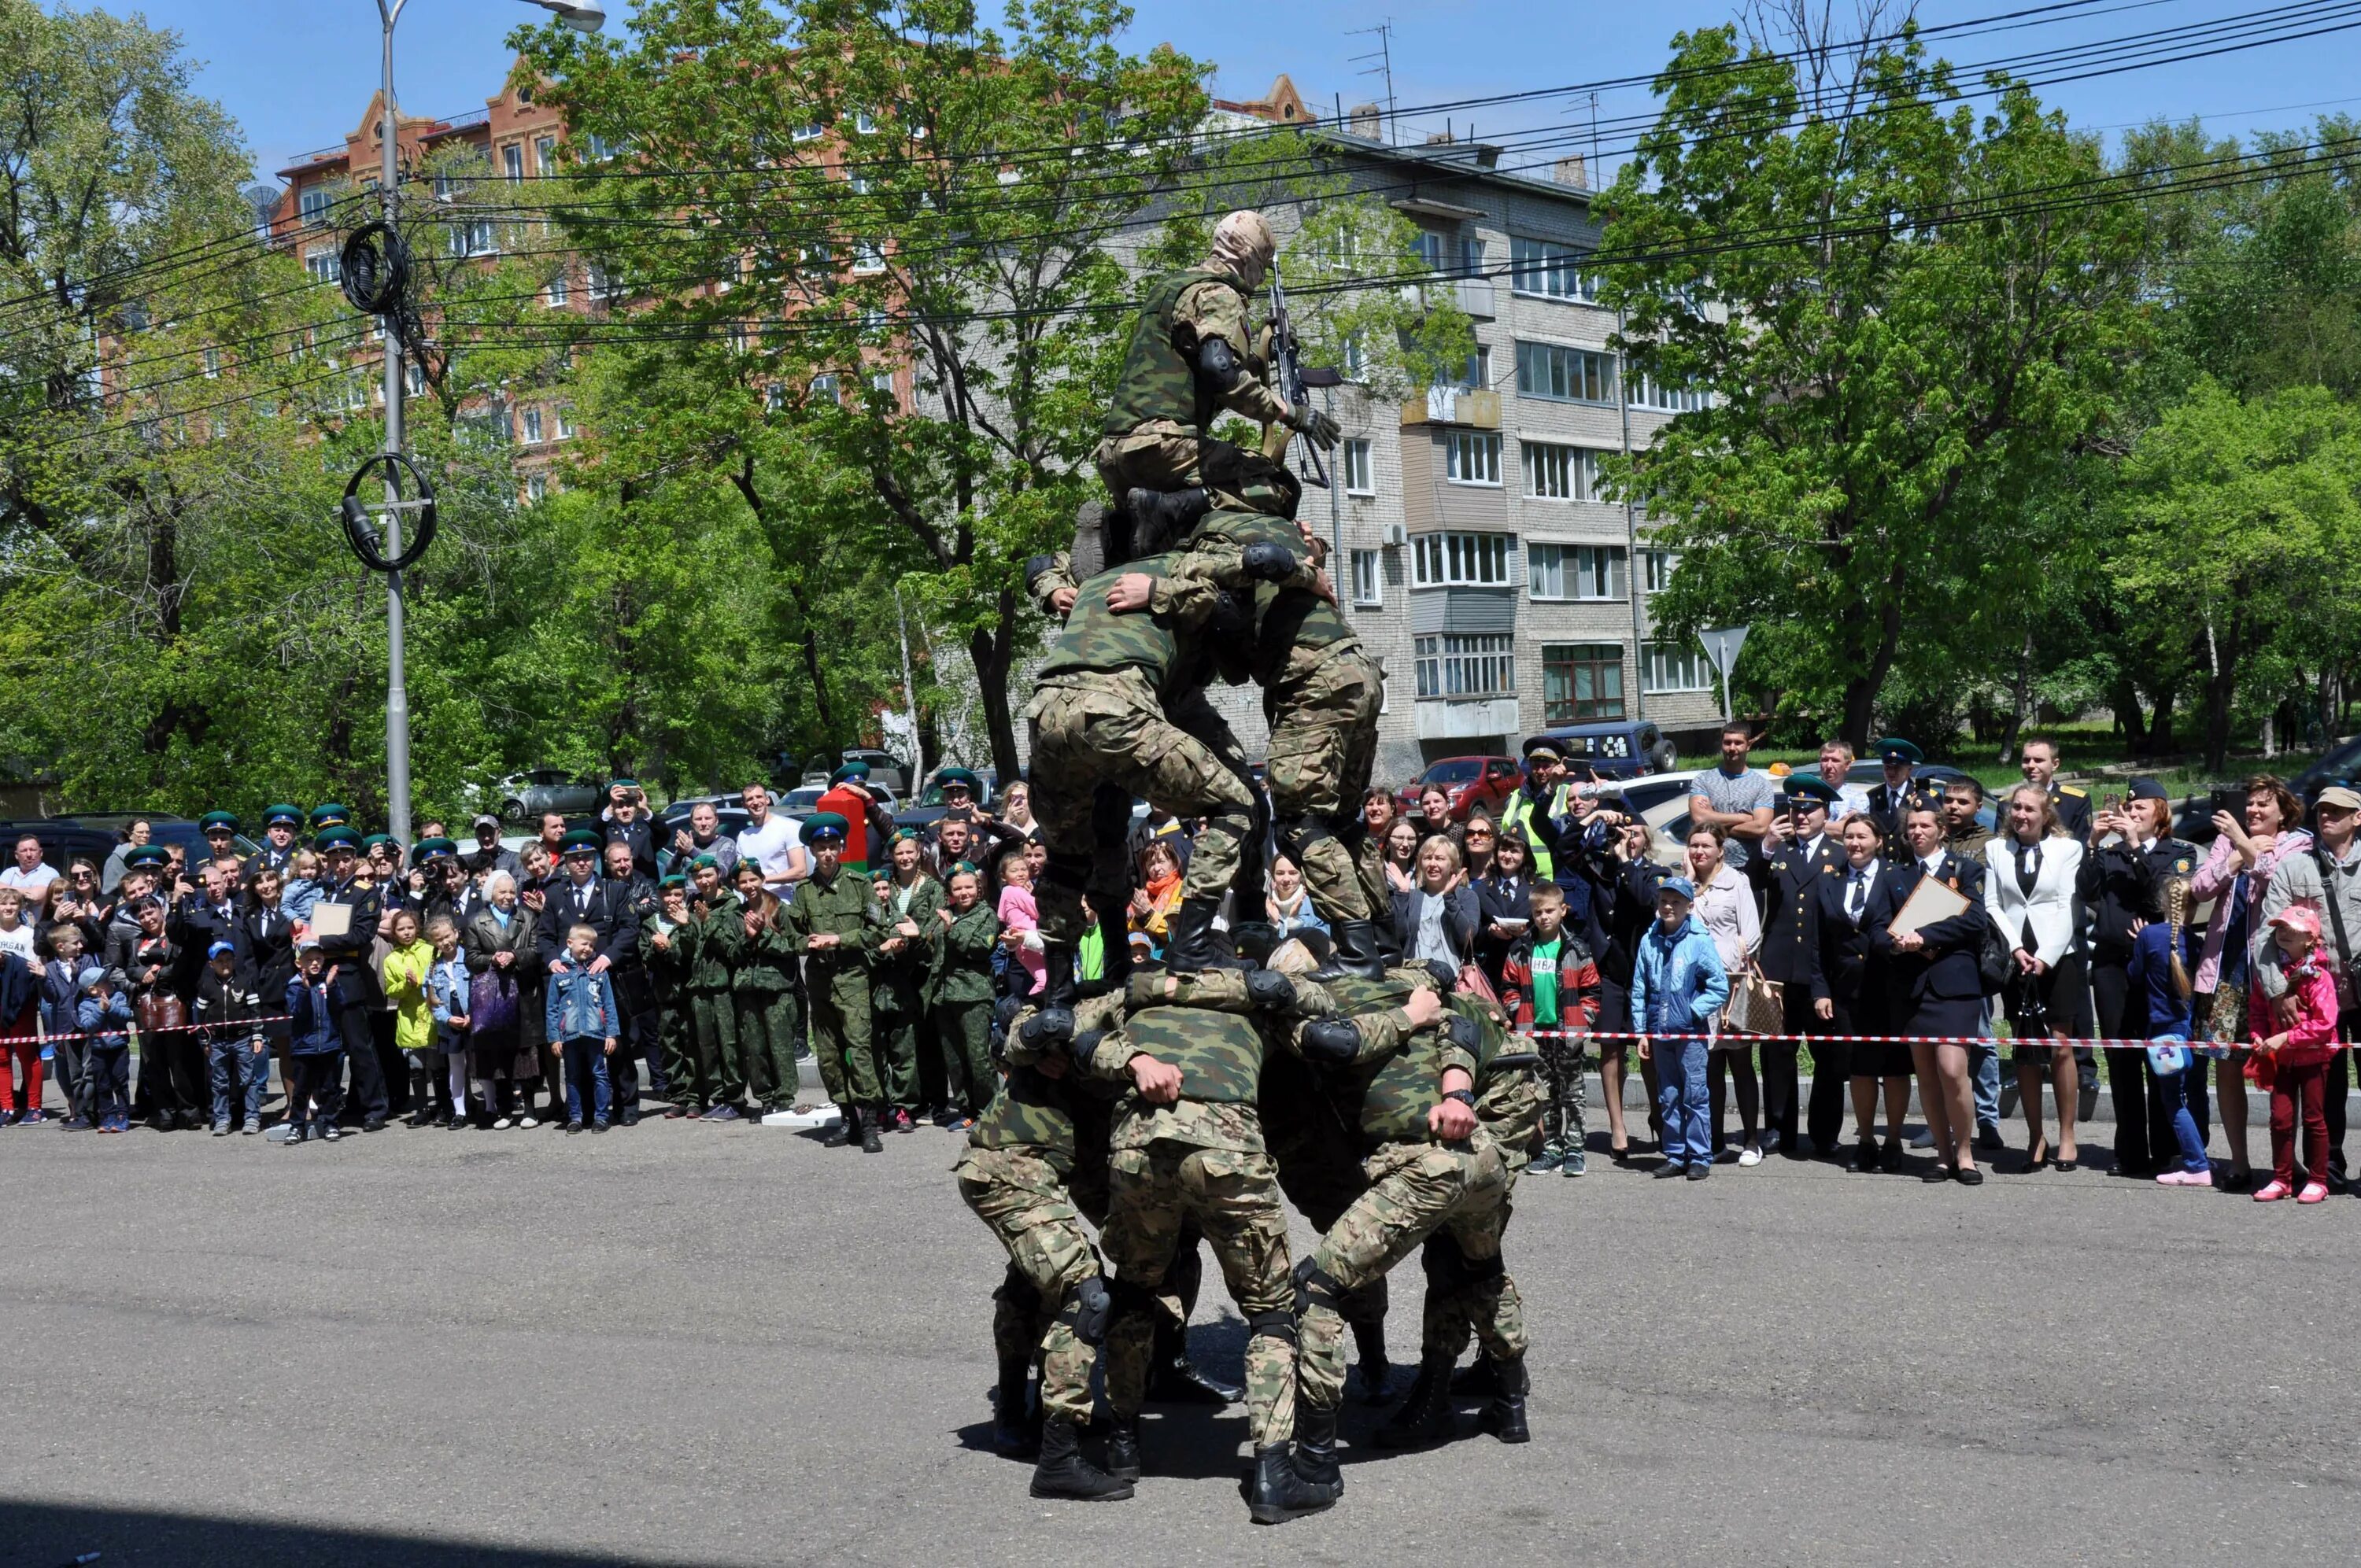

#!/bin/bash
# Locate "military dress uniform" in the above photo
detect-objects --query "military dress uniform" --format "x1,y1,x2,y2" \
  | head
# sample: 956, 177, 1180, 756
309, 827, 390, 1129
2048, 780, 2093, 841
1746, 777, 1849, 1157
780, 817, 889, 1139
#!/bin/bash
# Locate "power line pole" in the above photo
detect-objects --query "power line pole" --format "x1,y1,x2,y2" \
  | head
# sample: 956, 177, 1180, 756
376, 0, 412, 847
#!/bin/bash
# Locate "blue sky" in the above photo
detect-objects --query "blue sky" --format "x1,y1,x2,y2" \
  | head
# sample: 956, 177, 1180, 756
124, 0, 2361, 186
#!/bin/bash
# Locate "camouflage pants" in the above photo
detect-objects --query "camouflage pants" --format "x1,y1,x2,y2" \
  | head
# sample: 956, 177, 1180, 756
1538, 1036, 1591, 1158
1420, 1180, 1530, 1367
1093, 423, 1299, 522
1264, 644, 1385, 924
935, 1000, 995, 1115
1028, 670, 1255, 947
652, 983, 705, 1112
955, 1146, 1101, 1425
809, 963, 878, 1108
1299, 1135, 1509, 1411
733, 989, 801, 1109
1101, 1140, 1297, 1446
872, 975, 926, 1111
690, 991, 741, 1105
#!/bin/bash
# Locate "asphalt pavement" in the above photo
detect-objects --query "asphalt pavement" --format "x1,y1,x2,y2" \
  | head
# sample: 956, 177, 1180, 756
5, 1110, 2360, 1566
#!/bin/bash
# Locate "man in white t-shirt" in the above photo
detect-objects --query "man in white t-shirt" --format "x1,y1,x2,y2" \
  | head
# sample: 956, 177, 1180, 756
735, 782, 810, 892
0, 836, 60, 902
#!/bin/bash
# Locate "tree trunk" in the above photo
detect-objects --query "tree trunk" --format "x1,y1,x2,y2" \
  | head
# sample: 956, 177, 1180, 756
1838, 566, 1908, 748
1999, 629, 2034, 764
2149, 687, 2177, 758
970, 590, 1021, 783
2111, 674, 2148, 751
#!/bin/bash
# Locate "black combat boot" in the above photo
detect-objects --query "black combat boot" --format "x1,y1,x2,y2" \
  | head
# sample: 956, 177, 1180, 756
1321, 919, 1388, 981
991, 1356, 1038, 1459
1037, 943, 1079, 1014
1104, 1415, 1143, 1481
1449, 1355, 1500, 1396
1374, 1352, 1458, 1449
1162, 896, 1245, 975
860, 1106, 885, 1153
1125, 485, 1211, 551
826, 1105, 855, 1148
1293, 1400, 1343, 1503
1480, 1354, 1531, 1444
1244, 1442, 1334, 1525
1029, 1418, 1133, 1501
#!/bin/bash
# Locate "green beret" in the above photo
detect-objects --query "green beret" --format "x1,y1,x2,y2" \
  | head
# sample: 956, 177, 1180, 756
315, 825, 362, 852
263, 804, 304, 828
560, 828, 603, 856
198, 811, 241, 834
937, 766, 980, 791
609, 777, 640, 792
805, 810, 849, 841
689, 854, 719, 872
948, 860, 980, 879
889, 826, 922, 845
123, 845, 172, 871
828, 762, 870, 786
309, 803, 350, 828
657, 873, 689, 891
1872, 737, 1923, 766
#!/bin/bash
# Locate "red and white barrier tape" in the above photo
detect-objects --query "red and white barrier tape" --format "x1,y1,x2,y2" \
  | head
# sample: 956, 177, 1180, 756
0, 1013, 296, 1047
1506, 1029, 2315, 1050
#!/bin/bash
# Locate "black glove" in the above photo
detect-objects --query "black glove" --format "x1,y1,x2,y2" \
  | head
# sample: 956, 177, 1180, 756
1287, 406, 1341, 448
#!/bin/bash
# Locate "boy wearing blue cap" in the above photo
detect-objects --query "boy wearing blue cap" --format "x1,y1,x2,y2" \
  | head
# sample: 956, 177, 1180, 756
76, 965, 135, 1133
195, 939, 266, 1134
1630, 876, 1730, 1179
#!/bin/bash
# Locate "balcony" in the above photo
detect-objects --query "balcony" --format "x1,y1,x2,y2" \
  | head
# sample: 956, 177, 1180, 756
1401, 387, 1501, 428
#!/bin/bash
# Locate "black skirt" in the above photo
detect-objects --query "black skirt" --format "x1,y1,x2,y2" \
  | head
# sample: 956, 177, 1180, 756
1836, 994, 1913, 1079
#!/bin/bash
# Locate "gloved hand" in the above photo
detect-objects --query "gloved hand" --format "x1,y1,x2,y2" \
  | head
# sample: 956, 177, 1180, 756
1287, 405, 1341, 448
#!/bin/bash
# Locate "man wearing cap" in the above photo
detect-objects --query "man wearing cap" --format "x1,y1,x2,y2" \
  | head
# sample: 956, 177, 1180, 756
922, 769, 1025, 876
461, 816, 523, 884
310, 825, 391, 1131
781, 814, 889, 1148
197, 812, 245, 876
1748, 775, 1847, 1157
1860, 739, 1924, 841
817, 762, 898, 875
536, 830, 632, 979
2019, 737, 2091, 841
1688, 722, 1775, 872
2076, 778, 2192, 1176
2257, 782, 2361, 1187
1095, 208, 1337, 541
408, 838, 466, 931
603, 780, 660, 884
252, 806, 305, 881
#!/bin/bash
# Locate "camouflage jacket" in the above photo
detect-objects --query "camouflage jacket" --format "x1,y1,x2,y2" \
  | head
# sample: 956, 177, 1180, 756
1034, 555, 1199, 695
780, 866, 882, 976
971, 991, 1126, 1171
1314, 969, 1478, 1151
1102, 266, 1290, 437
682, 889, 743, 993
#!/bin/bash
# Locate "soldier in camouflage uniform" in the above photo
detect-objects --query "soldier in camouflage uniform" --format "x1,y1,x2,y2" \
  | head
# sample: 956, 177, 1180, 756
682, 857, 745, 1118
1095, 210, 1339, 538
1287, 967, 1526, 1489
728, 861, 804, 1116
870, 829, 944, 1123
1025, 551, 1260, 982
953, 991, 1132, 1501
639, 876, 707, 1116
1066, 965, 1395, 1525
779, 814, 888, 1151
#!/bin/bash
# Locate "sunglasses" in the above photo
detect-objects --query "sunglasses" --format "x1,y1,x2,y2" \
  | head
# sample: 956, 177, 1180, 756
1465, 829, 1494, 840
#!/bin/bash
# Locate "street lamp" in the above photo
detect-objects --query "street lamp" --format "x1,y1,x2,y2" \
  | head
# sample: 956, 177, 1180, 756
368, 0, 604, 846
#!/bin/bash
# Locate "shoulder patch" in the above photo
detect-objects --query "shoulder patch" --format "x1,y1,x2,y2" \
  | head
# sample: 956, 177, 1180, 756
2058, 784, 2086, 798
2174, 857, 2193, 875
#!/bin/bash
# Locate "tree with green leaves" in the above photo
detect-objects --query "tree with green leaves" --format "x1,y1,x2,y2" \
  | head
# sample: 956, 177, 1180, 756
1598, 16, 2149, 746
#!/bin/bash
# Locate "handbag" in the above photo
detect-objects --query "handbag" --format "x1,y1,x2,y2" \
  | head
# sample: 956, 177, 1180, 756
136, 991, 188, 1036
468, 967, 519, 1035
1978, 921, 2013, 997
1720, 965, 1784, 1037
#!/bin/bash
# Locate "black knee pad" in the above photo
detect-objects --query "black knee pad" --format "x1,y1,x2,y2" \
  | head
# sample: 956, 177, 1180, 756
1057, 1275, 1113, 1346
1246, 1308, 1299, 1348
1293, 1256, 1344, 1314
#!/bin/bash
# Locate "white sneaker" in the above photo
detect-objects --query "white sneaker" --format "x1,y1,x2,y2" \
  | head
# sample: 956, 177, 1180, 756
515, 1114, 539, 1130
491, 1116, 512, 1131
1737, 1145, 1764, 1168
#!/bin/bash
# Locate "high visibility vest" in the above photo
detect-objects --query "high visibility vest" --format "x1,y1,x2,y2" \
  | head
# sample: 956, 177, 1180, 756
1498, 782, 1570, 880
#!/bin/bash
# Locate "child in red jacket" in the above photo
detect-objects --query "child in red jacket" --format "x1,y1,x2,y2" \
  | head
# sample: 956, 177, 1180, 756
2249, 905, 2343, 1204
1501, 883, 1602, 1176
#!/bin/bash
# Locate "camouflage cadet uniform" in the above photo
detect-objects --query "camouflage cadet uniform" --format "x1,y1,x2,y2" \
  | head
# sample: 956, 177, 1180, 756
1096, 266, 1302, 519
931, 895, 1001, 1116
684, 887, 745, 1109
1025, 552, 1256, 953
954, 991, 1129, 1444
781, 861, 886, 1121
731, 906, 803, 1112
871, 870, 944, 1119
640, 906, 704, 1112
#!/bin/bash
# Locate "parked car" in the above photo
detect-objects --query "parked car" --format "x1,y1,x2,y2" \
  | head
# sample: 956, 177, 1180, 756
896, 769, 1002, 835
2289, 735, 2361, 802
778, 785, 827, 824
656, 795, 759, 848
1532, 720, 1678, 779
2, 820, 127, 880
1395, 756, 1521, 822
484, 769, 604, 824
55, 814, 263, 867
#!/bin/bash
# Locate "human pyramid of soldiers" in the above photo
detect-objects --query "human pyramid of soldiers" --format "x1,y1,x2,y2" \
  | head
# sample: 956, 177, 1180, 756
954, 212, 1543, 1525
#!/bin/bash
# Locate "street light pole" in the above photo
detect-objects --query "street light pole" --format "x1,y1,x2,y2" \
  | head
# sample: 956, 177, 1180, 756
369, 0, 604, 846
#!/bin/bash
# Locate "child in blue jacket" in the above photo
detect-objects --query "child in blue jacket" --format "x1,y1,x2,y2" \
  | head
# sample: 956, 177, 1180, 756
283, 939, 345, 1144
75, 965, 135, 1133
1630, 876, 1730, 1180
545, 923, 620, 1133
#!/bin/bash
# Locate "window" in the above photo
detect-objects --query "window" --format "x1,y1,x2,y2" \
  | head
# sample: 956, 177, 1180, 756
299, 186, 333, 227
545, 271, 569, 308
852, 109, 878, 135
811, 372, 841, 403
586, 131, 623, 161
1640, 548, 1679, 593
1543, 644, 1627, 722
304, 248, 340, 284
503, 145, 524, 182
405, 360, 427, 397
1412, 531, 1512, 587
589, 261, 624, 303
1413, 229, 1484, 279
1630, 374, 1711, 413
535, 135, 556, 175
793, 123, 826, 142
1341, 332, 1367, 381
449, 219, 497, 257
1443, 430, 1501, 486
1642, 642, 1714, 693
556, 408, 575, 441
869, 369, 895, 396
527, 474, 549, 503
523, 407, 545, 444
765, 382, 786, 411
1350, 549, 1382, 607
1528, 544, 1624, 600
851, 241, 885, 274
202, 348, 220, 380
1342, 438, 1373, 495
1521, 441, 1602, 501
1509, 237, 1597, 302
1415, 634, 1516, 699
1515, 341, 1616, 404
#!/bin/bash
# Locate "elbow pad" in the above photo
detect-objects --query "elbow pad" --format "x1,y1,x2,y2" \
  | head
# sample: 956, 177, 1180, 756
1018, 1008, 1075, 1049
1066, 1028, 1107, 1068
1446, 1013, 1480, 1052
1244, 967, 1297, 1013
1024, 554, 1060, 593
1195, 334, 1243, 390
1299, 1016, 1362, 1064
1240, 540, 1300, 583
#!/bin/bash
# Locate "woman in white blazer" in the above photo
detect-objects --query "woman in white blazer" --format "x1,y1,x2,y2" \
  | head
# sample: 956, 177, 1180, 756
1985, 784, 2089, 1170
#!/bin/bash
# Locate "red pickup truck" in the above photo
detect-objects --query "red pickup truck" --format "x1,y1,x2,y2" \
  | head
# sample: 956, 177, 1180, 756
1395, 755, 1522, 823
